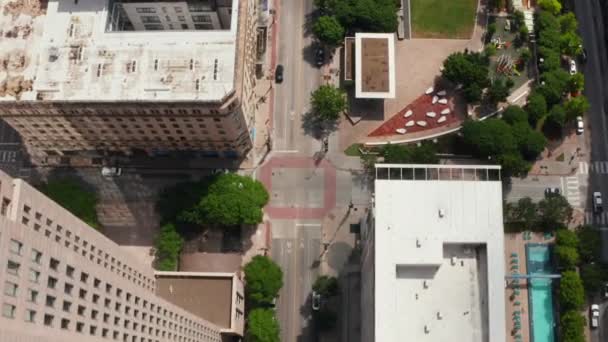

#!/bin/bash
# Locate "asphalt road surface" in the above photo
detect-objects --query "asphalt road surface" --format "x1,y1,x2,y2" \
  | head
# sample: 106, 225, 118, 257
574, 1, 608, 341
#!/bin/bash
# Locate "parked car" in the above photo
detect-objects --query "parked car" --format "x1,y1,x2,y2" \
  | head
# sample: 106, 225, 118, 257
576, 116, 584, 135
101, 167, 122, 177
570, 59, 577, 75
312, 291, 321, 311
544, 187, 561, 197
275, 64, 284, 83
591, 304, 600, 329
593, 192, 603, 213
315, 48, 325, 67
580, 47, 588, 63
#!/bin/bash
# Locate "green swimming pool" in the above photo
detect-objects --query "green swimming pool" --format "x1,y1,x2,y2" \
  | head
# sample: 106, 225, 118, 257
526, 244, 556, 342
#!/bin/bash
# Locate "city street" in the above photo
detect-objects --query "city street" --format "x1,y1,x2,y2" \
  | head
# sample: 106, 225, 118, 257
575, 0, 608, 341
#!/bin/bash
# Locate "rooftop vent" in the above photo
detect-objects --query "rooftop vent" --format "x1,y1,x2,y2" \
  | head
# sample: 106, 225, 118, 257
438, 208, 445, 218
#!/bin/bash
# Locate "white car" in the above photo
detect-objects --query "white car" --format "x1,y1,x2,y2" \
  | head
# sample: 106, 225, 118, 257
570, 59, 577, 75
591, 304, 600, 329
594, 192, 603, 213
576, 116, 584, 134
101, 167, 122, 177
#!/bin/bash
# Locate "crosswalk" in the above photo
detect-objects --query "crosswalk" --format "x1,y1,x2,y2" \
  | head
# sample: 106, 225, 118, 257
579, 161, 608, 174
564, 176, 581, 207
585, 211, 608, 226
0, 150, 16, 163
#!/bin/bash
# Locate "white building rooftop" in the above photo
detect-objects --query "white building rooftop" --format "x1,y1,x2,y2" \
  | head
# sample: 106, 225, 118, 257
373, 164, 506, 342
0, 0, 239, 102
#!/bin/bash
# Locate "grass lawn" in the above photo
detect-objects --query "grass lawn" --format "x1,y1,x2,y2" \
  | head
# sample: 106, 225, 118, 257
410, 0, 478, 39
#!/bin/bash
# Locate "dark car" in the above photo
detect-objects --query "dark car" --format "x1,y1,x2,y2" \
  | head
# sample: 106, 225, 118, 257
315, 48, 325, 67
580, 47, 587, 63
544, 187, 560, 197
275, 64, 284, 83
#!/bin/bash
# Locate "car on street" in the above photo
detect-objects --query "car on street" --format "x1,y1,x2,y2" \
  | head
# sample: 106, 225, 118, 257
604, 283, 608, 298
593, 192, 603, 213
576, 116, 584, 134
312, 291, 321, 311
580, 47, 588, 63
101, 166, 122, 177
570, 59, 577, 75
315, 48, 325, 67
544, 187, 561, 197
275, 64, 284, 83
591, 304, 600, 329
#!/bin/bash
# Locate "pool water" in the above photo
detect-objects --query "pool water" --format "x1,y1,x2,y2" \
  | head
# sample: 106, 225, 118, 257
527, 245, 556, 342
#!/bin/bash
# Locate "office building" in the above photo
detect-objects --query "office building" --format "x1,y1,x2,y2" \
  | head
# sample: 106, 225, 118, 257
0, 169, 244, 341
0, 0, 259, 163
361, 164, 506, 342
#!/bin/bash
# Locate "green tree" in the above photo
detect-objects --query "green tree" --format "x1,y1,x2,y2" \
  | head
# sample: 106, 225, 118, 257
564, 96, 590, 122
312, 16, 345, 47
567, 73, 585, 94
461, 119, 516, 159
463, 83, 483, 103
538, 27, 562, 51
313, 276, 340, 297
247, 309, 280, 342
381, 143, 438, 164
576, 225, 601, 263
154, 223, 184, 271
559, 12, 578, 34
525, 92, 548, 124
499, 152, 531, 177
511, 122, 546, 160
39, 179, 100, 229
315, 0, 398, 33
538, 0, 562, 15
182, 173, 269, 226
546, 104, 566, 128
519, 47, 532, 63
502, 105, 528, 125
537, 194, 573, 230
538, 47, 561, 72
539, 69, 571, 105
556, 229, 579, 248
555, 245, 579, 270
487, 23, 497, 40
310, 85, 347, 122
484, 43, 497, 57
442, 52, 489, 88
559, 271, 585, 311
580, 263, 607, 297
157, 179, 211, 224
244, 256, 284, 306
560, 31, 583, 56
486, 78, 512, 105
504, 197, 538, 230
559, 310, 585, 342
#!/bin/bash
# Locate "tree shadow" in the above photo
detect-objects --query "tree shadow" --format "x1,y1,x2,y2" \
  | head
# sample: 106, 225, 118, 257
301, 110, 339, 140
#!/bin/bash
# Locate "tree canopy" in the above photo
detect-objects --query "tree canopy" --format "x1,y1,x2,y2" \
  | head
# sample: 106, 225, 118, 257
511, 122, 547, 160
462, 119, 516, 158
313, 15, 345, 46
504, 197, 538, 231
154, 223, 184, 271
313, 276, 340, 297
310, 85, 347, 122
576, 225, 601, 263
486, 78, 513, 105
526, 92, 548, 124
567, 73, 585, 94
442, 52, 489, 103
181, 173, 269, 226
580, 263, 607, 297
564, 96, 590, 121
502, 106, 528, 125
559, 12, 578, 34
538, 0, 562, 15
39, 179, 100, 229
244, 256, 284, 306
559, 310, 585, 342
555, 245, 579, 270
247, 309, 280, 342
546, 104, 566, 129
556, 229, 579, 248
380, 143, 439, 164
314, 0, 398, 33
559, 271, 585, 311
537, 194, 573, 230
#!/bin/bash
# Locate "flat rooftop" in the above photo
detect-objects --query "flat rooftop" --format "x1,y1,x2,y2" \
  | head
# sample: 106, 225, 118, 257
355, 33, 395, 99
373, 164, 506, 342
156, 274, 233, 329
0, 0, 240, 102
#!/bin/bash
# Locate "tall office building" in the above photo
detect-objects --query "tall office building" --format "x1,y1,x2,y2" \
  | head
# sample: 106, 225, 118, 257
0, 0, 259, 163
0, 168, 244, 341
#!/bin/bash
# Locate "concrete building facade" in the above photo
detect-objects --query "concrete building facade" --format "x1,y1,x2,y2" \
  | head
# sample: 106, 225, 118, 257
0, 0, 259, 163
0, 168, 244, 341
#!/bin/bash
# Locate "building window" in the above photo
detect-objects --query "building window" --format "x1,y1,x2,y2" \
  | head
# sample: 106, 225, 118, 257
43, 314, 54, 327
94, 278, 101, 288
6, 260, 20, 275
64, 283, 74, 295
76, 322, 84, 333
77, 305, 85, 316
29, 269, 40, 283
135, 7, 156, 13
45, 295, 56, 308
9, 239, 23, 255
61, 318, 70, 330
27, 289, 38, 303
141, 15, 161, 23
79, 288, 87, 300
47, 276, 58, 289
31, 249, 42, 264
92, 294, 99, 304
80, 272, 88, 283
3, 281, 17, 297
144, 24, 164, 30
24, 309, 36, 323
66, 265, 74, 278
49, 258, 59, 271
2, 303, 16, 319
63, 300, 72, 312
